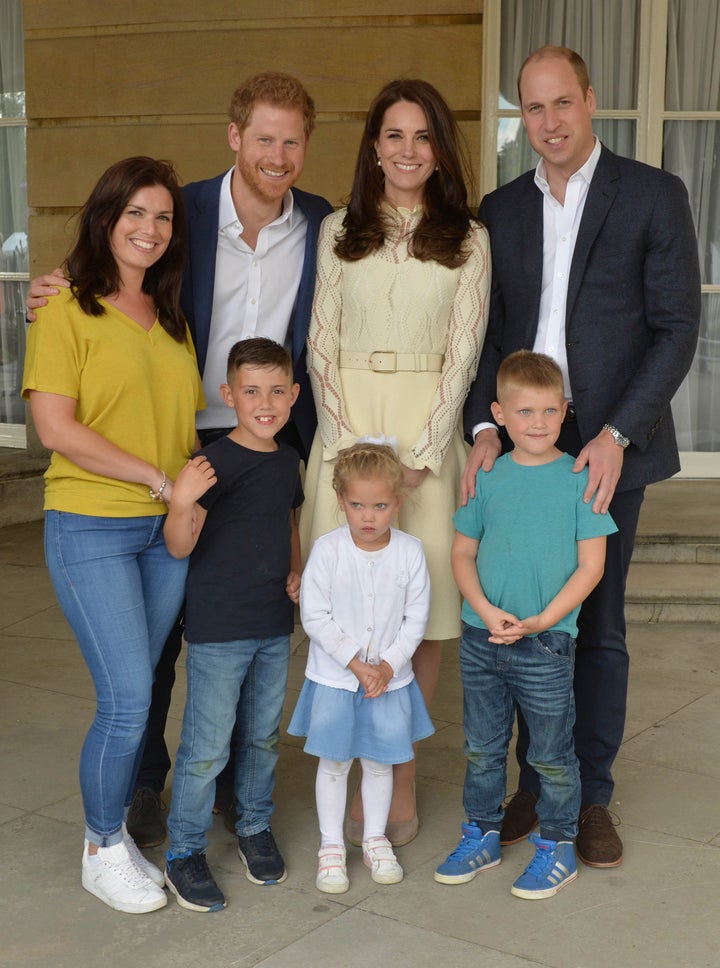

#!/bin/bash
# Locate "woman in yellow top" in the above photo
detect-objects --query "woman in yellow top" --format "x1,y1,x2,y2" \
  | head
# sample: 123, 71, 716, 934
300, 80, 490, 845
22, 157, 204, 915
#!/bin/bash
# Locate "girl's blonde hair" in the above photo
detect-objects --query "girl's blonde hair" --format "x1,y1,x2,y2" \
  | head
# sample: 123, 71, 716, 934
332, 443, 404, 497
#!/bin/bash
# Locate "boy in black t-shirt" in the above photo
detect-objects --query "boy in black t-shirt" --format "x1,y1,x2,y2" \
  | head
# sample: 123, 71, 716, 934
163, 338, 303, 913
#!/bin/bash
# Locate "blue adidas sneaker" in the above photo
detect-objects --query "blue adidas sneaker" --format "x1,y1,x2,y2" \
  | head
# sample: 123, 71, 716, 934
434, 823, 501, 884
511, 833, 577, 899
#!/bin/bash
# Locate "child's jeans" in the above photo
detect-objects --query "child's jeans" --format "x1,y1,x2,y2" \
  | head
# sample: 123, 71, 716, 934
167, 635, 290, 854
459, 623, 580, 841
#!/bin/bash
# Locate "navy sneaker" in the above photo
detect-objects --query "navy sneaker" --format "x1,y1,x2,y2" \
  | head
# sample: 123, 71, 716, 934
511, 834, 577, 899
237, 828, 287, 885
165, 850, 226, 912
434, 823, 501, 884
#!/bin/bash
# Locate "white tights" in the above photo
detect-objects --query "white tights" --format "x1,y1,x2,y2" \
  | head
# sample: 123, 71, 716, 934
316, 757, 393, 847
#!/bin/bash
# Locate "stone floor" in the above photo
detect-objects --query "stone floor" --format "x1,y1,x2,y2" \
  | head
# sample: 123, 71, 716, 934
1, 492, 719, 967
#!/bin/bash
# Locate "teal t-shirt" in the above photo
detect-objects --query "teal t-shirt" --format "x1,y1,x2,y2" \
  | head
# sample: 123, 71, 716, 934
453, 452, 618, 637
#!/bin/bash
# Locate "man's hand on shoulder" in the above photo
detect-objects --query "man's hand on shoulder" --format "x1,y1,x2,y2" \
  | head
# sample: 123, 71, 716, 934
460, 428, 501, 505
26, 268, 69, 322
573, 429, 624, 514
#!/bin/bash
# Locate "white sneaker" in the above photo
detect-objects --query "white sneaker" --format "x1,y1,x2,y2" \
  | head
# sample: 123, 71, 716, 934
122, 823, 165, 887
82, 839, 167, 913
316, 845, 349, 894
362, 836, 404, 885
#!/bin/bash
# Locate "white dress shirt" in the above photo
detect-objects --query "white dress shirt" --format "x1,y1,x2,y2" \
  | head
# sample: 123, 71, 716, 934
473, 137, 602, 438
196, 168, 308, 430
532, 136, 602, 399
300, 526, 431, 692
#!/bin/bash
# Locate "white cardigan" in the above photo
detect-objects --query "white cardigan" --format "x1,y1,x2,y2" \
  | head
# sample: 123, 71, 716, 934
300, 525, 431, 692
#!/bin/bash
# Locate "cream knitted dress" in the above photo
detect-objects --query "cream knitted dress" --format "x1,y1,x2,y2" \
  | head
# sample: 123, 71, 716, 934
300, 205, 490, 640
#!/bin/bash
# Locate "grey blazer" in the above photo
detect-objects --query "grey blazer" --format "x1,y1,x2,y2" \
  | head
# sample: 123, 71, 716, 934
464, 145, 701, 491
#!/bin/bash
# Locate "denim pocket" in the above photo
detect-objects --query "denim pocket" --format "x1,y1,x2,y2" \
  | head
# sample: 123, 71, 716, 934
532, 630, 576, 661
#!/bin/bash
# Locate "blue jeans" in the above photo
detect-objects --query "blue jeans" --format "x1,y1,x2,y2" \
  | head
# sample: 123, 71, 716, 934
44, 510, 188, 847
515, 484, 645, 805
168, 636, 290, 854
460, 624, 580, 841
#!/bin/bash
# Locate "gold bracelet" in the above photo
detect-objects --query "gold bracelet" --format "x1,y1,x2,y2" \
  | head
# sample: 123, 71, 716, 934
149, 471, 167, 501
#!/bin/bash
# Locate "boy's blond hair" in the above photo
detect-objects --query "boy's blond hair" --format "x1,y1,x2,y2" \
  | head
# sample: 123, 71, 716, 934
496, 350, 564, 402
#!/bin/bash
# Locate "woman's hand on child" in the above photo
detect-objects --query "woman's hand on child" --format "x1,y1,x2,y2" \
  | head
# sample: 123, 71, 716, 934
286, 570, 301, 604
401, 464, 430, 490
173, 456, 217, 507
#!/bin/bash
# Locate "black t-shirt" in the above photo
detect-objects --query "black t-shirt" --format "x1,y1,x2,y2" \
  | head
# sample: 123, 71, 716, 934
184, 437, 303, 643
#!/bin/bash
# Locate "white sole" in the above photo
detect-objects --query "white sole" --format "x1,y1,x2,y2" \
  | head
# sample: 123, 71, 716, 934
82, 870, 167, 914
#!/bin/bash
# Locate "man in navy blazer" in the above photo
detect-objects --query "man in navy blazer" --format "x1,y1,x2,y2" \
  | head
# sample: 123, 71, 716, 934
181, 174, 331, 459
141, 74, 332, 859
461, 47, 700, 868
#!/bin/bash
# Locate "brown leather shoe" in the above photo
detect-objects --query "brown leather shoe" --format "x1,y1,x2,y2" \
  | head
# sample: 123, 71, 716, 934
576, 804, 623, 867
126, 787, 167, 848
500, 790, 539, 845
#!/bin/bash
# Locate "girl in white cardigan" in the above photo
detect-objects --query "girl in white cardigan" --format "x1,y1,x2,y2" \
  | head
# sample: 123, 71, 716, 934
289, 443, 434, 893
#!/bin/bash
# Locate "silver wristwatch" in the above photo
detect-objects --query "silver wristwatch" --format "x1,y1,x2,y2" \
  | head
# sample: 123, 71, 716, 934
603, 424, 630, 448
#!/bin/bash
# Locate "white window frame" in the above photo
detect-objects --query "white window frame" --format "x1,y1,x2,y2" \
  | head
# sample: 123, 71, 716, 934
481, 0, 720, 476
0, 109, 28, 448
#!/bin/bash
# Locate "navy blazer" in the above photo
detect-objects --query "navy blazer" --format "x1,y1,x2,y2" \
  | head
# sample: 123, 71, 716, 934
464, 146, 701, 492
180, 173, 333, 457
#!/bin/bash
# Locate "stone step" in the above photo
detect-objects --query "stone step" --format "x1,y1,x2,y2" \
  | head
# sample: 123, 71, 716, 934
624, 480, 720, 621
632, 539, 720, 564
626, 560, 720, 623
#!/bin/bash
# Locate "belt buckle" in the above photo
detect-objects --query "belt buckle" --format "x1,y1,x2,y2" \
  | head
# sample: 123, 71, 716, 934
369, 351, 396, 373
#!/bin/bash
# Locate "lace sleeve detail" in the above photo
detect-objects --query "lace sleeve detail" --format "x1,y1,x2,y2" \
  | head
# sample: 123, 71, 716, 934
307, 215, 357, 460
408, 223, 491, 474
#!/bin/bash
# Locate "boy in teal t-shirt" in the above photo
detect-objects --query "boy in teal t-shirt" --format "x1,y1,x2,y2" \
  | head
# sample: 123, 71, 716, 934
435, 351, 617, 900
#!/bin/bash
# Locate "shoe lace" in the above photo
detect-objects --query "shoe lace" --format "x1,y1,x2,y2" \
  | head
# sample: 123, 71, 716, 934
123, 832, 149, 870
182, 850, 213, 883
524, 842, 556, 877
132, 787, 164, 813
102, 848, 152, 888
446, 829, 485, 861
580, 804, 620, 829
243, 827, 277, 858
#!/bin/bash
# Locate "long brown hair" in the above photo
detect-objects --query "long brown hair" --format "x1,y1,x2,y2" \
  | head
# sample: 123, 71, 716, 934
66, 156, 187, 342
335, 79, 476, 268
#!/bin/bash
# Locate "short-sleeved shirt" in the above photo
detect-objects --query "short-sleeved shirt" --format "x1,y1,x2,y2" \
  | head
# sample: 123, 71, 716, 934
184, 436, 304, 643
21, 288, 204, 516
453, 452, 618, 637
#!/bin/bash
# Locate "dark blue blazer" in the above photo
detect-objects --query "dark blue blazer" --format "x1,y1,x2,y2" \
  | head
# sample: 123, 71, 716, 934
464, 146, 701, 491
180, 173, 333, 457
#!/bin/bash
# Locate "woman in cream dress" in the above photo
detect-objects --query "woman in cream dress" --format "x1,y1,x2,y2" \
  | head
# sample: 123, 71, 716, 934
300, 79, 490, 842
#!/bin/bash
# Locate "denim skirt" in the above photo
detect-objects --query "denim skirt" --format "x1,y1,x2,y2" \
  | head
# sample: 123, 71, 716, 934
288, 678, 434, 764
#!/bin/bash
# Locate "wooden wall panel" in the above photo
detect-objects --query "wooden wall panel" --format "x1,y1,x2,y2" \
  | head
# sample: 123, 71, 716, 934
25, 3, 485, 272
25, 2, 481, 28
28, 117, 482, 236
26, 26, 481, 118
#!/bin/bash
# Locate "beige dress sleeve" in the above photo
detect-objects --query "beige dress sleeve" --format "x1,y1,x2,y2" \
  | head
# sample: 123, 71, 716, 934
407, 222, 491, 474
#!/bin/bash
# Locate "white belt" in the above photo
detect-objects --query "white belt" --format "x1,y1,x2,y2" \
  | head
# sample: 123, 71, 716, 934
339, 350, 444, 373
